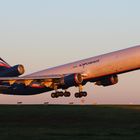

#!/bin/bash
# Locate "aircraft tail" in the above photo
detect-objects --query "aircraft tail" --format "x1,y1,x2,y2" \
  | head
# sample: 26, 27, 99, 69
0, 58, 11, 70
0, 58, 24, 77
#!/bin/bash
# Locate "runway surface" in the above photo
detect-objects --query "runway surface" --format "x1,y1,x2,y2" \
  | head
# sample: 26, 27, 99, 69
0, 105, 140, 140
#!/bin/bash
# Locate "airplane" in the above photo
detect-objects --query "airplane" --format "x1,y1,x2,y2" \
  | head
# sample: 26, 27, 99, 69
0, 45, 140, 98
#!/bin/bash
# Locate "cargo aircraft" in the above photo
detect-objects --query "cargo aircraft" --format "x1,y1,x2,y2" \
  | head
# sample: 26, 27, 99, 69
0, 45, 140, 98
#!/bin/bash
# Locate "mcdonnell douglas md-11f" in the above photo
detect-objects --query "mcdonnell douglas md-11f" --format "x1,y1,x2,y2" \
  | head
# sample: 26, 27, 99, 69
0, 45, 140, 98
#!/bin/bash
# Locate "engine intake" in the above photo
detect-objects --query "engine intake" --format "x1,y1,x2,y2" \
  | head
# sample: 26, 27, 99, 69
62, 73, 83, 89
0, 64, 25, 77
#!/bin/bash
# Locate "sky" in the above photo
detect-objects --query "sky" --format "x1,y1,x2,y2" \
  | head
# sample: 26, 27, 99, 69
0, 0, 140, 104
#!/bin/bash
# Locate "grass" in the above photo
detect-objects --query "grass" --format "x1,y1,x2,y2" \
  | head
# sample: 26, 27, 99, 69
0, 105, 140, 140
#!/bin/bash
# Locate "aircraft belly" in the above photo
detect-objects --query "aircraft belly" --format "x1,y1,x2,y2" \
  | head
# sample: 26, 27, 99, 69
1, 84, 52, 95
85, 49, 140, 80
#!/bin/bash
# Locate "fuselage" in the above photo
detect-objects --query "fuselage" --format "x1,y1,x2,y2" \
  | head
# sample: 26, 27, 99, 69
28, 45, 140, 81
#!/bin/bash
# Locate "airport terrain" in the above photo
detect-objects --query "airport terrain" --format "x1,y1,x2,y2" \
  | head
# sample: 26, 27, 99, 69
0, 105, 140, 140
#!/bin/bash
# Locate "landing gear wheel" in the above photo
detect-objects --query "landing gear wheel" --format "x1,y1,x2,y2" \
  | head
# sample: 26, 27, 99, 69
75, 92, 80, 98
51, 92, 60, 98
82, 91, 87, 97
58, 91, 64, 97
75, 92, 87, 98
55, 93, 59, 98
79, 92, 83, 98
51, 93, 56, 98
64, 92, 71, 97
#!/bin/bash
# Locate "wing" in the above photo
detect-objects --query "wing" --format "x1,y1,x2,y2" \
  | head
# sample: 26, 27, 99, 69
0, 74, 63, 88
0, 73, 86, 89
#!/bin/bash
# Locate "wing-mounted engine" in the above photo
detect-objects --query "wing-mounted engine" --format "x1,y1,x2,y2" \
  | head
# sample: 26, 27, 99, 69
0, 64, 25, 77
61, 73, 83, 89
95, 75, 118, 87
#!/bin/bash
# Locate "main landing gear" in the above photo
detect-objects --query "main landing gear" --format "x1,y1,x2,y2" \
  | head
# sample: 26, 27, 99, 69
51, 85, 87, 98
74, 91, 87, 98
51, 91, 71, 98
74, 84, 87, 98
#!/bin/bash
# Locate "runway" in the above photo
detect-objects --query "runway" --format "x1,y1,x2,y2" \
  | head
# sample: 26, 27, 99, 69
0, 105, 140, 140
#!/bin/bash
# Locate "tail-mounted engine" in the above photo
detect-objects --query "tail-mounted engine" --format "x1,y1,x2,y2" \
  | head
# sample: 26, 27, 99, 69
62, 73, 83, 89
0, 64, 25, 77
95, 75, 118, 87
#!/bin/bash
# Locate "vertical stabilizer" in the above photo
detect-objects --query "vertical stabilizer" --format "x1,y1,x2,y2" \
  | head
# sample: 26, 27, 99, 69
0, 58, 11, 70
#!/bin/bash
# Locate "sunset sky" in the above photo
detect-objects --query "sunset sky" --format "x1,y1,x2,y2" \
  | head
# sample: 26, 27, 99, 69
0, 0, 140, 104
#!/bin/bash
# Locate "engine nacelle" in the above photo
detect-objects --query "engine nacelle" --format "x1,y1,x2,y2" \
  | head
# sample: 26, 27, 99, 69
62, 73, 83, 89
0, 64, 25, 77
95, 75, 118, 87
